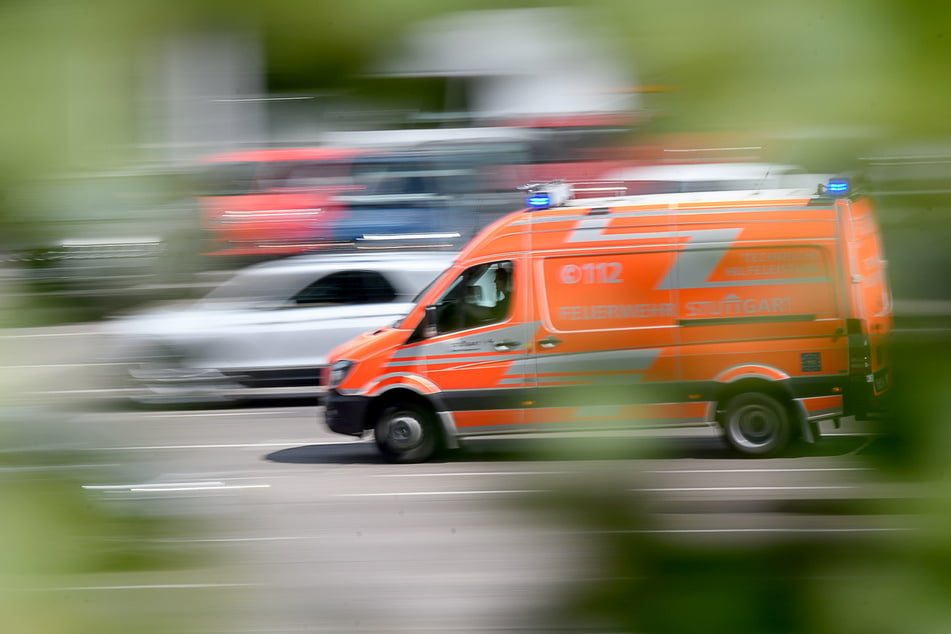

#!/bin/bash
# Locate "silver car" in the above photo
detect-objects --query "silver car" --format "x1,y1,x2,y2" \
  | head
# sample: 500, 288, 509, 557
101, 251, 456, 403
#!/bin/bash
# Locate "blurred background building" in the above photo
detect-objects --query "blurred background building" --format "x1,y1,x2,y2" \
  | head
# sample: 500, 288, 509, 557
142, 7, 638, 160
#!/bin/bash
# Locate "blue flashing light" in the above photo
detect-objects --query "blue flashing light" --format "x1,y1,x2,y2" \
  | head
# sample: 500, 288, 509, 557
527, 191, 552, 209
521, 181, 572, 210
826, 178, 850, 195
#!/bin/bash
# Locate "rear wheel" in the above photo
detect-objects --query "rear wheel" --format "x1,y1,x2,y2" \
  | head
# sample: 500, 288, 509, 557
721, 392, 792, 457
374, 400, 439, 463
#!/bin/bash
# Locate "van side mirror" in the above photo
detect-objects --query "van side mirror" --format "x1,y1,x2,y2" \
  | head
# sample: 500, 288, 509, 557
424, 305, 438, 338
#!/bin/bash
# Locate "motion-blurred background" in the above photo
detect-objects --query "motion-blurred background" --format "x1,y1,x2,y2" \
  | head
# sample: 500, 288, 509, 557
3, 2, 951, 632
3, 0, 950, 321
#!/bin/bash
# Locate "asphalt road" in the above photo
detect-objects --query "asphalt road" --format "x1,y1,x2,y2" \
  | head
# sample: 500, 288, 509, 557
0, 323, 925, 633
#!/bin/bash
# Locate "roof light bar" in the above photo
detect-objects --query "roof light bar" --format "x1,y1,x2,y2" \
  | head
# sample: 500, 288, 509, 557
520, 181, 572, 210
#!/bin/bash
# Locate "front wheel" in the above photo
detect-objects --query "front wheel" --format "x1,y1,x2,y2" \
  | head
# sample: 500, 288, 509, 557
721, 392, 792, 457
374, 401, 439, 463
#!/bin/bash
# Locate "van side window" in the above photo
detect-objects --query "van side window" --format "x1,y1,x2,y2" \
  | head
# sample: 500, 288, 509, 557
433, 260, 513, 334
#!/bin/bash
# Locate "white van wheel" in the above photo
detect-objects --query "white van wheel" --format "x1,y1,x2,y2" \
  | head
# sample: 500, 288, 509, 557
374, 402, 438, 463
722, 393, 791, 457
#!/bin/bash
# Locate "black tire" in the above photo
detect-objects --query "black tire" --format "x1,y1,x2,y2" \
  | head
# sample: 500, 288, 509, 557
374, 400, 439, 463
721, 392, 792, 457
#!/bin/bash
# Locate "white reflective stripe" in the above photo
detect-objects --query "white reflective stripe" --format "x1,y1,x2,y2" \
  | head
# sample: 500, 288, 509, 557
657, 234, 741, 290
390, 323, 536, 359
565, 221, 741, 246
386, 354, 499, 367
505, 348, 661, 379
563, 219, 742, 290
364, 372, 441, 397
563, 211, 831, 291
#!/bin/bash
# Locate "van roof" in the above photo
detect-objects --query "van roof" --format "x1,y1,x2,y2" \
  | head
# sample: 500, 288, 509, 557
456, 184, 854, 261
557, 186, 825, 210
596, 162, 833, 196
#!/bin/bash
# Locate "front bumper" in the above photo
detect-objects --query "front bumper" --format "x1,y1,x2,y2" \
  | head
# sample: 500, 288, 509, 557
324, 390, 370, 436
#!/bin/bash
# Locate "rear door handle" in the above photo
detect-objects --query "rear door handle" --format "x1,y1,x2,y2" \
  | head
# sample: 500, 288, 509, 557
493, 340, 521, 351
538, 336, 562, 349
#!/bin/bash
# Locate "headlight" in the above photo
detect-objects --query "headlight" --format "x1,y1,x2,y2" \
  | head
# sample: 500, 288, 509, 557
328, 360, 353, 388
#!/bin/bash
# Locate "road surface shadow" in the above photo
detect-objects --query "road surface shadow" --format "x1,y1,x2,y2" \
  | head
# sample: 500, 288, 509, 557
266, 442, 386, 465
265, 433, 876, 465
454, 433, 876, 462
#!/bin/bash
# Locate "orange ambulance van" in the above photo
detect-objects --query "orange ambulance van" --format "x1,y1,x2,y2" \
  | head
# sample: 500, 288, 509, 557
321, 177, 892, 462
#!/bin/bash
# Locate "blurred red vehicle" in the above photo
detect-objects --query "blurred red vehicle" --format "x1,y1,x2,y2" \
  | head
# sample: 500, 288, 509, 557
198, 147, 372, 257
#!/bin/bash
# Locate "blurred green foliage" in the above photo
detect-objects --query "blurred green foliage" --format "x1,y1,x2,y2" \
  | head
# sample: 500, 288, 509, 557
1, 1, 951, 632
522, 468, 951, 634
0, 412, 219, 633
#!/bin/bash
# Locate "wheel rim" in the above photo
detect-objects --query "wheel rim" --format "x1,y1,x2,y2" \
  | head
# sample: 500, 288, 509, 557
382, 412, 425, 452
729, 402, 781, 450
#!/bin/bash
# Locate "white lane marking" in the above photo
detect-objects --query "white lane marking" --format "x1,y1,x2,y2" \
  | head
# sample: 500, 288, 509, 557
149, 411, 285, 418
162, 473, 301, 481
643, 467, 871, 474
0, 330, 100, 339
22, 389, 130, 396
159, 536, 319, 543
96, 440, 351, 451
2, 363, 123, 369
582, 527, 913, 534
373, 471, 565, 478
339, 484, 864, 498
152, 410, 319, 418
68, 409, 313, 420
146, 525, 914, 545
337, 489, 544, 497
128, 484, 270, 492
83, 481, 270, 492
26, 583, 252, 591
0, 463, 119, 473
84, 481, 226, 489
372, 467, 871, 478
634, 485, 855, 492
